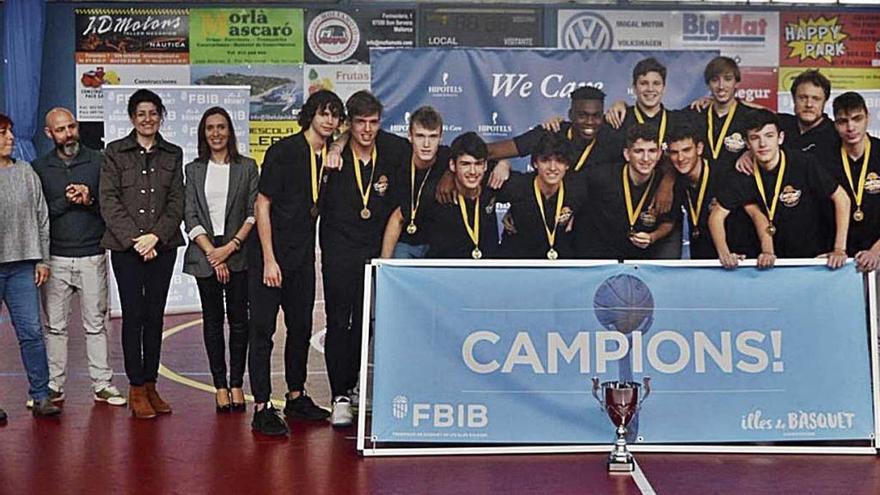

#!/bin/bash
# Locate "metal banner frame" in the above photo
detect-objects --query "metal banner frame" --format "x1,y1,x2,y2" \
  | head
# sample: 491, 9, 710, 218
357, 259, 879, 456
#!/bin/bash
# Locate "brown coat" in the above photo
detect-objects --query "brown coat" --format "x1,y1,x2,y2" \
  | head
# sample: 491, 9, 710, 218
100, 130, 185, 252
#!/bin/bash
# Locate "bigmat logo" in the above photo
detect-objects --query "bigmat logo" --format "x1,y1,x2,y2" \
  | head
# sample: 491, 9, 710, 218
682, 13, 769, 43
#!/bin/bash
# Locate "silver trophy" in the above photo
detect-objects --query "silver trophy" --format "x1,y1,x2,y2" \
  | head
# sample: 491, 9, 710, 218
591, 377, 651, 472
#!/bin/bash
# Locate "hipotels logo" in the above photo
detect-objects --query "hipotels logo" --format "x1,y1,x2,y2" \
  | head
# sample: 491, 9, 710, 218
428, 72, 464, 97
682, 14, 769, 43
388, 111, 411, 135
392, 395, 489, 428
560, 12, 613, 50
478, 112, 513, 137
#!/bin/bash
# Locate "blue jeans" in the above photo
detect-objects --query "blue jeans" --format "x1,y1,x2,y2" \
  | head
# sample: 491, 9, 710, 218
0, 260, 50, 400
392, 242, 430, 259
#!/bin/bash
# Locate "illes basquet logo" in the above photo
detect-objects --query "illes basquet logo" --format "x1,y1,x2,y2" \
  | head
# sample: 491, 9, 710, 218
428, 72, 464, 97
560, 12, 613, 50
779, 185, 802, 208
307, 10, 360, 63
865, 172, 880, 194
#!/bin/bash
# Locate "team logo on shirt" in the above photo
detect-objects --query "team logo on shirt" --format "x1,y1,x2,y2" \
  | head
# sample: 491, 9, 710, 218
865, 172, 880, 194
779, 185, 802, 207
373, 175, 389, 196
724, 132, 745, 153
557, 206, 573, 226
639, 209, 657, 228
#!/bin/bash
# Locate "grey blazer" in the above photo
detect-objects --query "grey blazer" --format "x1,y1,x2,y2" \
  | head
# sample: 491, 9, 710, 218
183, 156, 259, 278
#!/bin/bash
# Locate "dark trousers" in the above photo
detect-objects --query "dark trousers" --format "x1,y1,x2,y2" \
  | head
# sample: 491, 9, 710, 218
247, 257, 315, 404
196, 269, 249, 389
322, 249, 369, 398
111, 248, 176, 386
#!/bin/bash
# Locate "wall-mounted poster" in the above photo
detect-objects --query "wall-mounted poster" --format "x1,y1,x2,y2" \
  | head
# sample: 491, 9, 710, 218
189, 8, 304, 65
780, 12, 880, 68
305, 9, 415, 64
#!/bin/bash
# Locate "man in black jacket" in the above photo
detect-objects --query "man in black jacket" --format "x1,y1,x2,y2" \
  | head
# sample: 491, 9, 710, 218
31, 107, 126, 407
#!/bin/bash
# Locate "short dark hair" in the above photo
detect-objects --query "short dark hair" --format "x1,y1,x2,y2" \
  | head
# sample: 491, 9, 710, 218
745, 109, 781, 135
0, 113, 13, 130
790, 69, 831, 101
409, 106, 442, 132
197, 107, 240, 163
625, 123, 660, 148
298, 89, 344, 129
665, 123, 703, 146
346, 90, 383, 120
703, 56, 741, 85
570, 85, 606, 103
127, 89, 166, 119
632, 57, 667, 85
531, 132, 574, 166
449, 132, 488, 161
833, 91, 868, 118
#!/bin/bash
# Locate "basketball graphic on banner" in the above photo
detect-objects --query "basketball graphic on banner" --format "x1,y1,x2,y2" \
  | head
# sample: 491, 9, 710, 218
593, 274, 654, 335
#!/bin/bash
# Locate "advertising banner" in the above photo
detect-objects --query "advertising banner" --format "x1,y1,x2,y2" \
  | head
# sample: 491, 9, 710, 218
102, 85, 250, 314
74, 8, 190, 122
371, 263, 875, 444
305, 9, 415, 64
780, 12, 880, 68
420, 7, 544, 48
304, 64, 371, 104
738, 67, 779, 111
189, 8, 304, 65
558, 10, 778, 67
249, 120, 299, 167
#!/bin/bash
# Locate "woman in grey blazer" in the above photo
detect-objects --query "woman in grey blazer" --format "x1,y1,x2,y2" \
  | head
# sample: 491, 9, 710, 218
183, 107, 258, 412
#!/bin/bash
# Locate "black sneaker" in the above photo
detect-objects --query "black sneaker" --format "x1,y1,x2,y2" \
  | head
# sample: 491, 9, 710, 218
0, 407, 7, 424
284, 393, 331, 421
251, 404, 289, 437
32, 398, 62, 418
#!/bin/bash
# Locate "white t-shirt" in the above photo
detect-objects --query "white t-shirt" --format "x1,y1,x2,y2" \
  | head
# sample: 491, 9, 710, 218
205, 160, 230, 237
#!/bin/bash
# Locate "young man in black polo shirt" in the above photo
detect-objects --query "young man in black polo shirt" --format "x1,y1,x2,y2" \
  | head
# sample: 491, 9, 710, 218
497, 132, 584, 259
576, 124, 681, 260
709, 110, 850, 269
424, 132, 500, 259
828, 92, 880, 271
380, 106, 450, 259
248, 90, 344, 436
320, 91, 404, 427
488, 86, 623, 173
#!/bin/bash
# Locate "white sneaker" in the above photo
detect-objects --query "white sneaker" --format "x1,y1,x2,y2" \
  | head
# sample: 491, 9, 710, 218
94, 385, 127, 406
330, 395, 353, 427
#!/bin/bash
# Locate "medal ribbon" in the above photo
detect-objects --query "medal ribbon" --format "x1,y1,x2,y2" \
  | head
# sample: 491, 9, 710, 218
707, 101, 738, 160
567, 127, 596, 172
622, 165, 656, 229
533, 178, 565, 249
351, 146, 378, 212
753, 151, 787, 226
686, 160, 710, 228
305, 130, 327, 206
410, 156, 433, 223
841, 137, 872, 212
457, 192, 481, 249
634, 106, 668, 145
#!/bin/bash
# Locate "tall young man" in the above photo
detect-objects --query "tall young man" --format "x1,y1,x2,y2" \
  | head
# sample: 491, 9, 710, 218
577, 124, 681, 260
320, 91, 404, 427
709, 110, 849, 269
423, 132, 500, 259
31, 107, 125, 407
248, 90, 344, 436
828, 92, 880, 272
380, 106, 450, 259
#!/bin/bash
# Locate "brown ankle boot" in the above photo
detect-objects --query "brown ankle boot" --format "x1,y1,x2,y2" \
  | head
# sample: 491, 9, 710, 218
129, 386, 157, 419
144, 382, 171, 414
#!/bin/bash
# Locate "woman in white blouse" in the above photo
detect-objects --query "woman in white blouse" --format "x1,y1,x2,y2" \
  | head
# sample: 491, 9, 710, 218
183, 107, 258, 412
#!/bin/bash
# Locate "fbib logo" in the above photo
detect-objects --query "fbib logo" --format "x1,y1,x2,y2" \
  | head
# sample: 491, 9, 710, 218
478, 111, 513, 137
308, 11, 360, 63
404, 402, 489, 428
560, 13, 613, 50
392, 395, 408, 419
428, 72, 464, 98
682, 14, 768, 43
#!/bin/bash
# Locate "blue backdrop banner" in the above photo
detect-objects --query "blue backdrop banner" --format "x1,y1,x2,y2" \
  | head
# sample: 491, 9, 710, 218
371, 48, 718, 162
370, 263, 875, 444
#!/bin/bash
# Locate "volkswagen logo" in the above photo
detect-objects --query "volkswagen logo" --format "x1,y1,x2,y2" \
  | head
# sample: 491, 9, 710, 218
561, 13, 614, 50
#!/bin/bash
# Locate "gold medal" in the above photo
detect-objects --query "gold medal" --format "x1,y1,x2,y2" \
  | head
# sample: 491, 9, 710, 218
767, 224, 777, 236
406, 222, 417, 235
309, 205, 319, 218
471, 247, 483, 260
409, 157, 433, 233
534, 178, 565, 261
854, 208, 864, 222
360, 207, 371, 220
686, 160, 710, 239
547, 248, 558, 260
707, 101, 738, 161
352, 146, 377, 221
305, 129, 327, 217
691, 228, 700, 239
753, 151, 786, 237
623, 165, 656, 232
634, 106, 667, 145
459, 192, 482, 260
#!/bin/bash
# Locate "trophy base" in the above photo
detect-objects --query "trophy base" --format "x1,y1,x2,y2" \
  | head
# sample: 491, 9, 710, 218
607, 460, 635, 473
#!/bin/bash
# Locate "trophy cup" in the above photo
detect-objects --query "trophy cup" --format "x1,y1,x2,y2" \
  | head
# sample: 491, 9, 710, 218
591, 377, 651, 472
